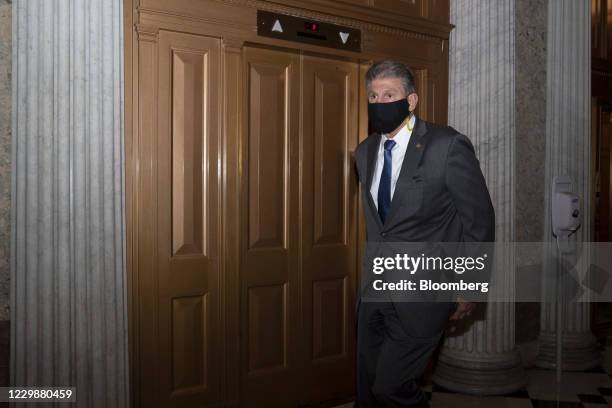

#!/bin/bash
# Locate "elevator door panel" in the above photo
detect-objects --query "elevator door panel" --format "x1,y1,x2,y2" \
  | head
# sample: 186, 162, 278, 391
155, 31, 222, 407
300, 54, 359, 404
241, 46, 302, 407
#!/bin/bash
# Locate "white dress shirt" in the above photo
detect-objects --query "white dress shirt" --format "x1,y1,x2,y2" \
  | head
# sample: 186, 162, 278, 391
370, 115, 415, 210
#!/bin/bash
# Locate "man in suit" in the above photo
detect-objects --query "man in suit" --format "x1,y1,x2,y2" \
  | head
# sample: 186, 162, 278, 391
354, 60, 495, 407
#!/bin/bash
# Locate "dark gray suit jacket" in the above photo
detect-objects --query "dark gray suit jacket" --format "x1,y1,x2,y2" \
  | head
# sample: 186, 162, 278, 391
355, 117, 495, 338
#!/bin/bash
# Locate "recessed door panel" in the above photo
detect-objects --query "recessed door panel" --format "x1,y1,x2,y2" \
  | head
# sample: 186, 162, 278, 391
171, 50, 206, 257
371, 0, 449, 23
313, 72, 348, 246
372, 0, 423, 18
248, 62, 290, 250
313, 278, 347, 361
248, 284, 287, 372
171, 294, 208, 391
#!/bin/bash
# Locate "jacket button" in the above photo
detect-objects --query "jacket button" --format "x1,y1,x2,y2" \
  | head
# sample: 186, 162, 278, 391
381, 232, 387, 237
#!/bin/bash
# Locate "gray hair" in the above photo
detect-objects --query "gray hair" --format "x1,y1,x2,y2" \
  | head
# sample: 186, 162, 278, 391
365, 60, 416, 95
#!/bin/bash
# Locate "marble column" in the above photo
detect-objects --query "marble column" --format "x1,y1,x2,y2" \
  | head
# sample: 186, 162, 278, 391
535, 0, 599, 371
432, 0, 525, 394
10, 1, 129, 407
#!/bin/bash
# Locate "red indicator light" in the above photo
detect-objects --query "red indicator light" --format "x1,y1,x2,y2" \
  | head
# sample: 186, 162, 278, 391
304, 22, 319, 31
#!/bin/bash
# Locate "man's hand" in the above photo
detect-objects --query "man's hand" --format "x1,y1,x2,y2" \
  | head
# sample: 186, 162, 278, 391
449, 299, 475, 320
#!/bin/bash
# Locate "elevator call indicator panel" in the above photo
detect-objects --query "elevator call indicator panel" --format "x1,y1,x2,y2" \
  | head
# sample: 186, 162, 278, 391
257, 10, 361, 52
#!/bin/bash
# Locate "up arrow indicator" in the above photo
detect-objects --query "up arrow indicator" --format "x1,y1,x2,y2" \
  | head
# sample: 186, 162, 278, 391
339, 32, 350, 44
272, 19, 283, 33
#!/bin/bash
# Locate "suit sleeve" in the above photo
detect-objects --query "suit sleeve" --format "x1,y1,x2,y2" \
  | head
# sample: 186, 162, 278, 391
445, 133, 495, 242
354, 143, 366, 185
353, 151, 362, 184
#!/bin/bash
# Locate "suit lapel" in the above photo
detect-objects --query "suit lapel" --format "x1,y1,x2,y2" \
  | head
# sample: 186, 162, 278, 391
383, 117, 428, 226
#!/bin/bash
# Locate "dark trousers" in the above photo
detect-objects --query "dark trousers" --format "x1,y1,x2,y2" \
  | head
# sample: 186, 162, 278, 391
356, 300, 444, 408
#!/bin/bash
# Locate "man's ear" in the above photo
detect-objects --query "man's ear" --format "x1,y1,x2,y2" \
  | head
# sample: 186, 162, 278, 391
408, 93, 419, 112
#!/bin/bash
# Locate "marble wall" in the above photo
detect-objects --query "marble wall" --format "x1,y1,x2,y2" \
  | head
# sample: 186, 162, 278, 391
514, 0, 547, 346
0, 0, 11, 386
11, 1, 129, 404
515, 0, 547, 242
0, 0, 11, 322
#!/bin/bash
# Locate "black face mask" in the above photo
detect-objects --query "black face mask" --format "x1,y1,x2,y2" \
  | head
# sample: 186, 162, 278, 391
368, 98, 411, 134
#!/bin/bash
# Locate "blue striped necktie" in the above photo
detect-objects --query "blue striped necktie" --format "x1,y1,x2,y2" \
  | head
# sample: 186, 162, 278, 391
377, 139, 396, 223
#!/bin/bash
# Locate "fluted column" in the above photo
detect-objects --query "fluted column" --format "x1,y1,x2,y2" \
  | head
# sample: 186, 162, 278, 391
432, 0, 525, 394
10, 1, 129, 407
535, 0, 599, 371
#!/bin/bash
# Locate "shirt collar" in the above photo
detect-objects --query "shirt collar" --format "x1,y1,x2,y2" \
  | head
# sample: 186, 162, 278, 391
380, 115, 414, 150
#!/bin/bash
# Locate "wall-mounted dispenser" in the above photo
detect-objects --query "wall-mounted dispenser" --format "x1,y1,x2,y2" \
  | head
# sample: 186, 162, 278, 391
552, 175, 581, 239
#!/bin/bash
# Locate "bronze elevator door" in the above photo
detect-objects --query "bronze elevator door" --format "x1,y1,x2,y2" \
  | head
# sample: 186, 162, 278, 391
137, 33, 359, 407
241, 46, 359, 407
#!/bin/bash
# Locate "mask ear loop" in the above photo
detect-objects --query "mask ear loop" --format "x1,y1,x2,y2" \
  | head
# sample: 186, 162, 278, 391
405, 111, 414, 132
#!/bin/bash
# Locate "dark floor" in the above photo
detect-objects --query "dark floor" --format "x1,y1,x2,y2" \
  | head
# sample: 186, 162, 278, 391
330, 346, 612, 408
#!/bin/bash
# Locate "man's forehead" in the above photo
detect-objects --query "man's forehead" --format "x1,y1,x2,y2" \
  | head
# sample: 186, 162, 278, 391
368, 77, 403, 90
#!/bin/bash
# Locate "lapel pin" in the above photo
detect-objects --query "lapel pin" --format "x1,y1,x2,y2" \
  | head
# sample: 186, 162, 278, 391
416, 143, 422, 149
